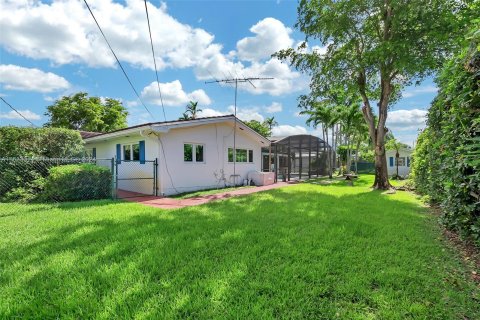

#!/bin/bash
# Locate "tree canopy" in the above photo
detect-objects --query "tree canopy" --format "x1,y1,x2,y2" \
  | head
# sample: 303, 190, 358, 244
44, 92, 128, 133
275, 0, 471, 189
244, 120, 271, 137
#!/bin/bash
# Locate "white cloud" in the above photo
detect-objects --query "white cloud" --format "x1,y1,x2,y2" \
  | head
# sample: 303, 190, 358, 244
140, 80, 211, 107
0, 1, 218, 70
197, 108, 226, 118
265, 102, 282, 113
271, 125, 307, 136
402, 85, 438, 98
0, 64, 70, 93
227, 106, 264, 122
237, 17, 293, 62
0, 109, 41, 120
0, 1, 306, 97
294, 111, 307, 117
386, 109, 427, 131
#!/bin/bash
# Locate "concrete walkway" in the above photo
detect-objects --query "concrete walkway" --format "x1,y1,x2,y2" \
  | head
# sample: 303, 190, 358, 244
117, 182, 294, 209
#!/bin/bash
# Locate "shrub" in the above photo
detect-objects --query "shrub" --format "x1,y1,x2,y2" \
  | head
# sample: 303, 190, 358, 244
0, 126, 84, 158
42, 164, 112, 202
412, 25, 480, 245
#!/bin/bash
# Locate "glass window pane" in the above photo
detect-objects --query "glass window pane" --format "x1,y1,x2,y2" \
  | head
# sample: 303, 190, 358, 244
184, 144, 193, 162
228, 148, 234, 162
236, 149, 247, 162
132, 143, 140, 161
196, 144, 204, 162
123, 145, 131, 161
248, 150, 253, 163
395, 157, 405, 166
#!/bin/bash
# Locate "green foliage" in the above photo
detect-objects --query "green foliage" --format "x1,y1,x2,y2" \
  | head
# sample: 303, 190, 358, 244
179, 101, 202, 120
1, 175, 478, 318
42, 164, 112, 202
45, 92, 128, 132
244, 120, 271, 137
412, 24, 480, 245
275, 0, 470, 188
0, 126, 84, 158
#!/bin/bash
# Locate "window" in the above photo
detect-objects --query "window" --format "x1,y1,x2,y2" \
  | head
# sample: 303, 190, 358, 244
228, 148, 254, 163
123, 143, 140, 161
395, 157, 406, 166
184, 143, 204, 163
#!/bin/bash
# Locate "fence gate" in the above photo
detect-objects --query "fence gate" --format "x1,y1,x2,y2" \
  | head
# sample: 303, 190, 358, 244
115, 158, 158, 198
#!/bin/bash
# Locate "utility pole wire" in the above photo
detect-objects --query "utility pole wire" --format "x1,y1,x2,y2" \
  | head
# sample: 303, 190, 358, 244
143, 0, 167, 122
82, 0, 154, 120
205, 77, 273, 187
0, 97, 37, 127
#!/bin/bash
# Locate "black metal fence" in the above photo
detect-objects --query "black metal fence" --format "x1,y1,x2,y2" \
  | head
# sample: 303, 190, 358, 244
114, 159, 158, 198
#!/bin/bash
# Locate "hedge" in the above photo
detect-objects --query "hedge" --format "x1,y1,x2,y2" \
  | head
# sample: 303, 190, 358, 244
412, 25, 480, 245
41, 164, 112, 202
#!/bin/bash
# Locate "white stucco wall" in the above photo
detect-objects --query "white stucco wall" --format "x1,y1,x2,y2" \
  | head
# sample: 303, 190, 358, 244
85, 133, 159, 195
386, 149, 413, 177
84, 120, 267, 196
157, 122, 264, 195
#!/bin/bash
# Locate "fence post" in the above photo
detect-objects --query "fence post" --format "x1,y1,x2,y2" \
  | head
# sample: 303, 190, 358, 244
111, 157, 116, 199
153, 158, 158, 196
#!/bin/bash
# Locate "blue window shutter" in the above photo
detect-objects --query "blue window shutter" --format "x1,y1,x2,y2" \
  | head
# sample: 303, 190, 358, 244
389, 157, 394, 167
139, 140, 145, 164
92, 147, 96, 158
116, 144, 121, 164
407, 157, 410, 167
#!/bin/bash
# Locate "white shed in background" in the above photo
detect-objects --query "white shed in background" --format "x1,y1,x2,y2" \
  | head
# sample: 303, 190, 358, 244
386, 148, 413, 177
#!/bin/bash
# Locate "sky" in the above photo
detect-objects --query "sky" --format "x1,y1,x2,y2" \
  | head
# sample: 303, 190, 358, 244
0, 0, 437, 146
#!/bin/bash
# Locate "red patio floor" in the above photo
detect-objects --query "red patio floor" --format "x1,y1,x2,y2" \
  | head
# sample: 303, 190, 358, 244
116, 182, 294, 209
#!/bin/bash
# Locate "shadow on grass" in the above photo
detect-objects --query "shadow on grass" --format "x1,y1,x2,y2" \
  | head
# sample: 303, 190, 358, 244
0, 184, 478, 319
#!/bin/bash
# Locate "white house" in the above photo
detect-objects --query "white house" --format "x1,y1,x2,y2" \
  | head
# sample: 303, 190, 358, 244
82, 115, 271, 196
386, 148, 413, 177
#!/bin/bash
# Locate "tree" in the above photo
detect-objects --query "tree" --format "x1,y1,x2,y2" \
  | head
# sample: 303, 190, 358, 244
178, 112, 190, 121
45, 92, 128, 133
275, 0, 468, 189
264, 116, 278, 131
301, 101, 337, 178
244, 120, 271, 137
185, 101, 202, 120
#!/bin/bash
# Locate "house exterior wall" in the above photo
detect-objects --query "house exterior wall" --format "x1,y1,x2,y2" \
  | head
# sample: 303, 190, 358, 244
157, 122, 263, 195
85, 133, 159, 195
84, 120, 266, 196
386, 149, 413, 177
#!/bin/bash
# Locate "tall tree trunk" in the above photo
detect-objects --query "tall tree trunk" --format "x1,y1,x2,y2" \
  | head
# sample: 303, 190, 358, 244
324, 127, 332, 179
331, 125, 335, 176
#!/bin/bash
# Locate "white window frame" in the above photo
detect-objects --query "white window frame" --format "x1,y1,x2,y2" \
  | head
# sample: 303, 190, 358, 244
123, 143, 140, 161
228, 147, 254, 163
184, 143, 205, 163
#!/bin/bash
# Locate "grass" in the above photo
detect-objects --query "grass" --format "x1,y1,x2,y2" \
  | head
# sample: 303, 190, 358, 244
0, 175, 478, 319
171, 185, 254, 199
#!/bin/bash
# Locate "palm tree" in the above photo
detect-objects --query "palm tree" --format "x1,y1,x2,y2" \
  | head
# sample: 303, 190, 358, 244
185, 101, 202, 119
264, 116, 278, 131
263, 116, 278, 172
302, 101, 336, 178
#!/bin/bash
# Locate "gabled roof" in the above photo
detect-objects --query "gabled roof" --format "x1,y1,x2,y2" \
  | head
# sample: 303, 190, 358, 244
83, 115, 270, 145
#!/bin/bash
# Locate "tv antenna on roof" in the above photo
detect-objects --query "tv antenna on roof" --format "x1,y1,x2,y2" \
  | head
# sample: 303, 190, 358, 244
205, 76, 273, 187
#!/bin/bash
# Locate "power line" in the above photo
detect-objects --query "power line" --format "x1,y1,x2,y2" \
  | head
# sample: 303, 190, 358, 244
82, 0, 154, 120
143, 0, 167, 122
0, 97, 37, 127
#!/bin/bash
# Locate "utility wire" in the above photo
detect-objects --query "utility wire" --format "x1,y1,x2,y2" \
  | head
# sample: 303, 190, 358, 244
0, 97, 37, 127
144, 0, 167, 122
82, 0, 154, 120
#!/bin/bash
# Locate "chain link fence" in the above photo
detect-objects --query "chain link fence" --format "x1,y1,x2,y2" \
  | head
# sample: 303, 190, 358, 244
0, 158, 115, 206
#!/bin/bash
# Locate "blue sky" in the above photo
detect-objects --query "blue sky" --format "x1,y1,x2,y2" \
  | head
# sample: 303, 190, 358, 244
0, 0, 437, 146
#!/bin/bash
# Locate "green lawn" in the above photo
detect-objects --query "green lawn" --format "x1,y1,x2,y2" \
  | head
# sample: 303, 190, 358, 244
0, 176, 478, 319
